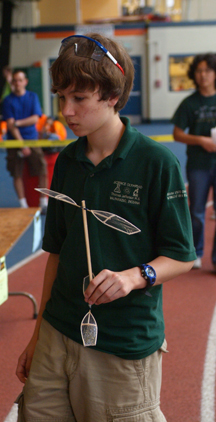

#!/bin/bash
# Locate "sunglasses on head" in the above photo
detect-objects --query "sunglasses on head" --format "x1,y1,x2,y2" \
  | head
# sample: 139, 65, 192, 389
59, 34, 124, 76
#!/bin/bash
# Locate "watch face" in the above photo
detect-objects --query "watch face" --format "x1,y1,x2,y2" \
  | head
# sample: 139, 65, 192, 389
140, 265, 156, 288
146, 267, 155, 277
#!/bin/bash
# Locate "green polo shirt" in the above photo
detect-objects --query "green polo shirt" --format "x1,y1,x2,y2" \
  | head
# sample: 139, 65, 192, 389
171, 90, 216, 170
42, 117, 196, 360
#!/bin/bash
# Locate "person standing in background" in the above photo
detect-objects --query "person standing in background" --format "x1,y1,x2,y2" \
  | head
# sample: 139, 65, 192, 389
2, 70, 48, 211
172, 53, 216, 271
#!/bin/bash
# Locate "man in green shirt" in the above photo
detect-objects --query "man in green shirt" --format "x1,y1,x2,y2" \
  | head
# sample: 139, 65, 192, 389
172, 53, 216, 270
16, 33, 196, 422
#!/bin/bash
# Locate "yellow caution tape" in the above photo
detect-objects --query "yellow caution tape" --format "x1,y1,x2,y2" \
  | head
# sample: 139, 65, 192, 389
0, 134, 173, 148
0, 139, 75, 148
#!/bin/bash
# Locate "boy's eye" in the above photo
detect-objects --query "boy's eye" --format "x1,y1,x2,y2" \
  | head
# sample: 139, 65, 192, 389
75, 96, 84, 102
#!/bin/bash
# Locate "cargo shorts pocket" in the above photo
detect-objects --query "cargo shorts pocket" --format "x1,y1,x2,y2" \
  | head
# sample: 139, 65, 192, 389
15, 387, 26, 422
111, 405, 167, 422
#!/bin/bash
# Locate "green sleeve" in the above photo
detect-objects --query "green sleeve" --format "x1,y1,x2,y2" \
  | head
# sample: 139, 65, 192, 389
149, 159, 196, 262
42, 168, 67, 254
171, 97, 192, 131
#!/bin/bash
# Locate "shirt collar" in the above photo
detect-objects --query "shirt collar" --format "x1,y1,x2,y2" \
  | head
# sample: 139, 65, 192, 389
66, 117, 137, 169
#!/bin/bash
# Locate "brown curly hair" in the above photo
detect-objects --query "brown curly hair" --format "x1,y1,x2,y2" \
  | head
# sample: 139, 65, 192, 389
50, 33, 134, 113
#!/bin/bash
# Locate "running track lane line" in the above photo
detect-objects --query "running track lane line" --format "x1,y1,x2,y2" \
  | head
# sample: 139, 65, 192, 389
4, 404, 18, 422
200, 303, 216, 422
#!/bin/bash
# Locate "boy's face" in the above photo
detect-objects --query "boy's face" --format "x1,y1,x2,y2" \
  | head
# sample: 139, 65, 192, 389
57, 85, 117, 138
12, 72, 28, 95
194, 60, 216, 91
46, 117, 53, 129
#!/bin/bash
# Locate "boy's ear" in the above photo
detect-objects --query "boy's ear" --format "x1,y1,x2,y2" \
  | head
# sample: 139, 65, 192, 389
108, 95, 119, 107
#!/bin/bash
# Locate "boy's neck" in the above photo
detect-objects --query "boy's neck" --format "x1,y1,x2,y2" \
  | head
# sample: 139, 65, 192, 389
15, 88, 26, 96
86, 115, 125, 166
198, 86, 216, 97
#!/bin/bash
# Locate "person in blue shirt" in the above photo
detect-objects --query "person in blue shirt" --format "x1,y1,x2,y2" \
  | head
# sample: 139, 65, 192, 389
3, 70, 48, 210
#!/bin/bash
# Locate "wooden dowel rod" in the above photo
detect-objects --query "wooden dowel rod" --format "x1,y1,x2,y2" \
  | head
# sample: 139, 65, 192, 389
81, 200, 93, 281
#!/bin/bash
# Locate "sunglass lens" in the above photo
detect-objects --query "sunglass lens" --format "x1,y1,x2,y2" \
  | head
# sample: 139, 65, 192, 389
91, 45, 106, 62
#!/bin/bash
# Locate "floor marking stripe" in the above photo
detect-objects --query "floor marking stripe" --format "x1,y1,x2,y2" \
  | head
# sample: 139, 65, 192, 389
201, 304, 216, 422
4, 404, 18, 422
7, 249, 44, 275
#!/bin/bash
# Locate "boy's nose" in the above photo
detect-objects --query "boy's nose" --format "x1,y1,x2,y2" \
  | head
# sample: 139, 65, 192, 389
61, 102, 75, 117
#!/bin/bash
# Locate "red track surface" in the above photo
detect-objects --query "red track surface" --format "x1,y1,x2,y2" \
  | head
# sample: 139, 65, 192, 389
0, 206, 216, 422
161, 204, 216, 421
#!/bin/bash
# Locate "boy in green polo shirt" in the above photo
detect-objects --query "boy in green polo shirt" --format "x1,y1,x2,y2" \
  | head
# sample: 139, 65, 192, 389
16, 33, 196, 422
172, 53, 216, 270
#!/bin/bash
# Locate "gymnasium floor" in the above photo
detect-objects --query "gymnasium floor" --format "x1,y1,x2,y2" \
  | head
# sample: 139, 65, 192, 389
1, 123, 216, 422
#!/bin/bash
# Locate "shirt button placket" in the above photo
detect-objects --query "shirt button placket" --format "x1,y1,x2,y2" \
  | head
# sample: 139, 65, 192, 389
84, 172, 95, 202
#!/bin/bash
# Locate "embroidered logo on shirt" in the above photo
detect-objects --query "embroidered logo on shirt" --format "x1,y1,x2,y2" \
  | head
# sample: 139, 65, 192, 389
167, 189, 187, 200
195, 105, 216, 123
111, 181, 143, 205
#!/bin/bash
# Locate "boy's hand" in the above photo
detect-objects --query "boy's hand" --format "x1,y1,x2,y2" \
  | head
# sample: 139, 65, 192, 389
199, 136, 216, 152
16, 351, 29, 383
21, 147, 32, 157
84, 267, 145, 305
16, 337, 37, 383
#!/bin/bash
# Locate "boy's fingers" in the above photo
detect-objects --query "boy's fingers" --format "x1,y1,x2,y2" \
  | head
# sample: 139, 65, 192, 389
16, 353, 27, 382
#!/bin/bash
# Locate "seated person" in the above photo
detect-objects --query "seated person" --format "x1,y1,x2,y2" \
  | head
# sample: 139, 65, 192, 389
37, 115, 67, 140
37, 115, 67, 154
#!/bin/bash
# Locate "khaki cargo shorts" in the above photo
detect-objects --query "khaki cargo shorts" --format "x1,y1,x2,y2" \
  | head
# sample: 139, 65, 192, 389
17, 319, 168, 422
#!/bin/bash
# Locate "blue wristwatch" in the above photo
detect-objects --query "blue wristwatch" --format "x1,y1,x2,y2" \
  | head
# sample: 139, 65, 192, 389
140, 264, 156, 289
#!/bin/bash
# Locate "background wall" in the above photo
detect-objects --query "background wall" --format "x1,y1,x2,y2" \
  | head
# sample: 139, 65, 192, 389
3, 1, 216, 121
182, 0, 216, 21
147, 22, 216, 120
8, 21, 216, 121
8, 0, 216, 28
38, 0, 77, 25
80, 0, 121, 23
9, 25, 146, 120
10, 2, 39, 27
36, 0, 121, 25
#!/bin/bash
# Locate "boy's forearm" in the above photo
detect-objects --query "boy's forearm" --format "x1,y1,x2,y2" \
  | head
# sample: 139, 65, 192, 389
16, 114, 39, 127
173, 126, 216, 152
15, 114, 39, 127
147, 256, 194, 286
173, 126, 204, 146
7, 118, 23, 140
